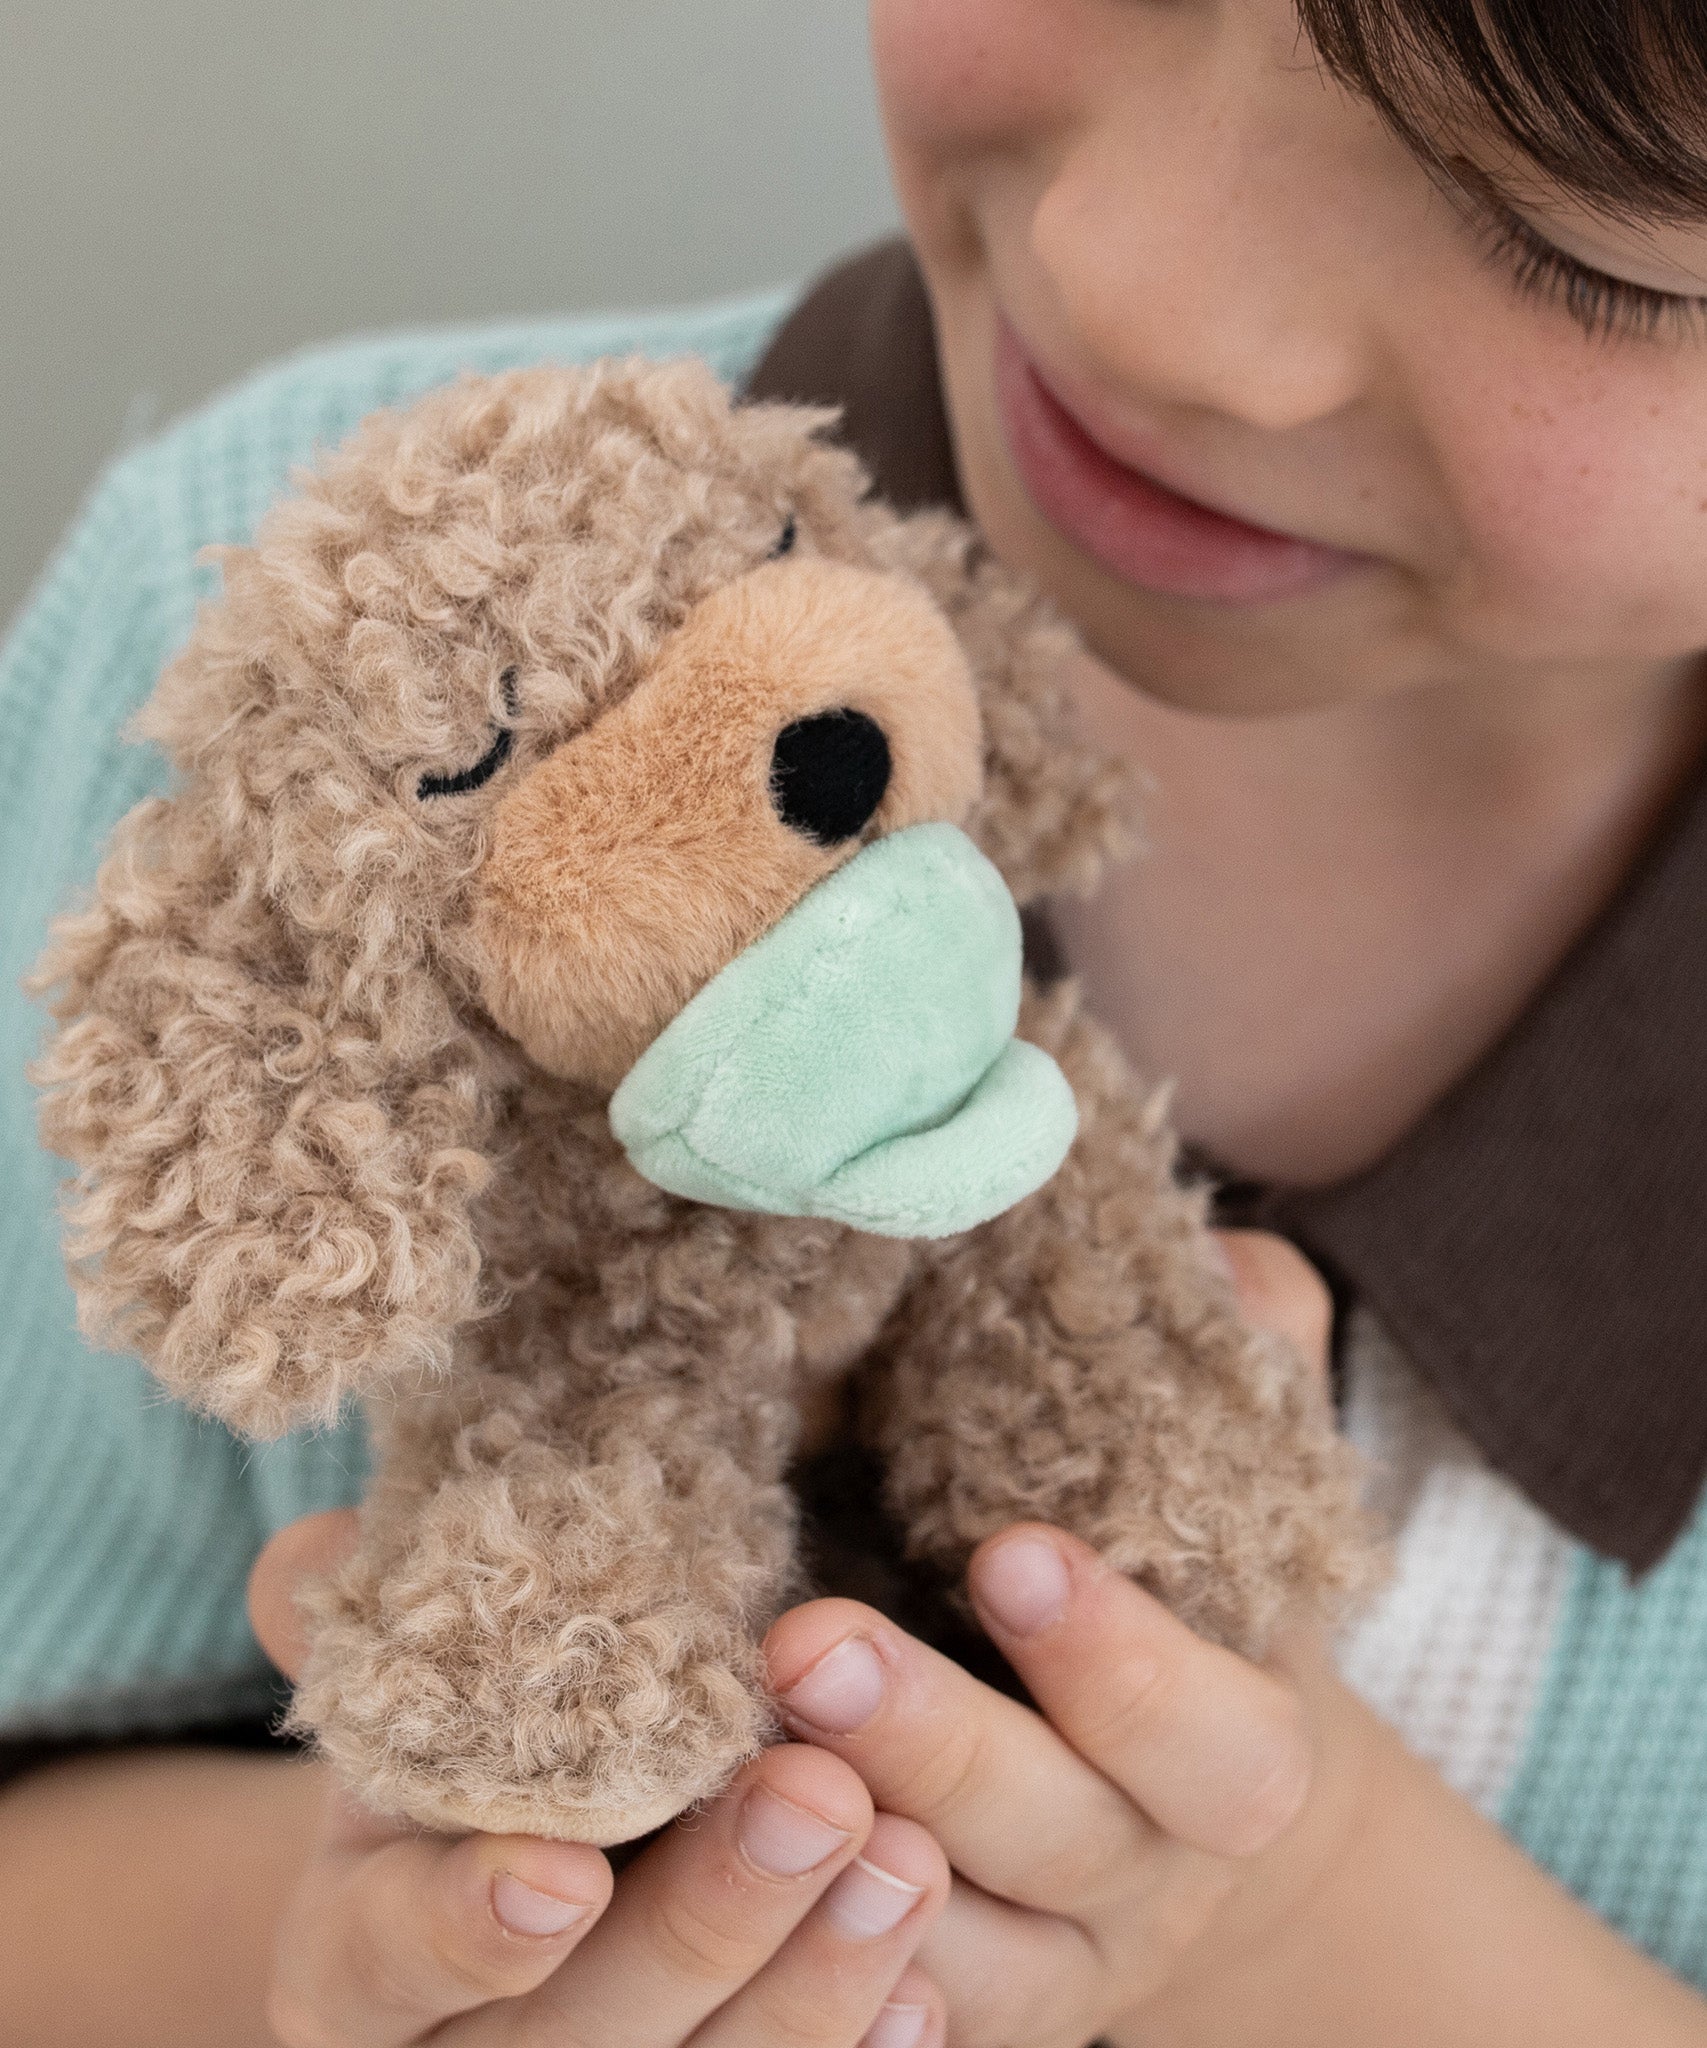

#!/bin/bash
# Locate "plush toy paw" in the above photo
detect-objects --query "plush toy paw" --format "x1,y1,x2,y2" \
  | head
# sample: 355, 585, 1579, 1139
289, 1441, 789, 1843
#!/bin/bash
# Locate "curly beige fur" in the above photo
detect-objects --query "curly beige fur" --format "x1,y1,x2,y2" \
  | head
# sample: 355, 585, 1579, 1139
472, 557, 983, 1087
32, 358, 1373, 1843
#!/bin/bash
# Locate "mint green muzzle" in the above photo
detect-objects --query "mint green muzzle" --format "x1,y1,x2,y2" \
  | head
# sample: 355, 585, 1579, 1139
608, 822, 1078, 1238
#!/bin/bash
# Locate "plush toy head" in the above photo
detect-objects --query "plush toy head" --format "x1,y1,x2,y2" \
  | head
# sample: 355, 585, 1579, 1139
470, 548, 983, 1087
34, 359, 1125, 1439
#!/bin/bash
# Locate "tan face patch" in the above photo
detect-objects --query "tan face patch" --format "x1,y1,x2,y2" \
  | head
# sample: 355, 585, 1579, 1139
470, 556, 983, 1087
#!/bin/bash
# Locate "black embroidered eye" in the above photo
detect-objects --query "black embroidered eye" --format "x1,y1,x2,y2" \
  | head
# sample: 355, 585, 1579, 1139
770, 515, 798, 560
417, 667, 520, 800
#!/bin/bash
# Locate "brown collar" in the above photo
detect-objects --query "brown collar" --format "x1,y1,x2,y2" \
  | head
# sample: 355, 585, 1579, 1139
749, 239, 1707, 1573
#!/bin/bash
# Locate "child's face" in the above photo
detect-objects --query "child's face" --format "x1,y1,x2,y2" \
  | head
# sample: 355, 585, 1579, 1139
871, 0, 1707, 714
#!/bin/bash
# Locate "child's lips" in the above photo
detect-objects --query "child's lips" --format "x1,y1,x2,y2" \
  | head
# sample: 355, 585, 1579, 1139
994, 318, 1366, 605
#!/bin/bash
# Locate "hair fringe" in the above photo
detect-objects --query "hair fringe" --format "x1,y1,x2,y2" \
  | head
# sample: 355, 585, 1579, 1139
1302, 0, 1707, 219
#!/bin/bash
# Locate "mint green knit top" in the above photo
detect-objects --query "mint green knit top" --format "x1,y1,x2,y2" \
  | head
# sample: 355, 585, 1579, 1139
4, 281, 1707, 1992
0, 290, 787, 1740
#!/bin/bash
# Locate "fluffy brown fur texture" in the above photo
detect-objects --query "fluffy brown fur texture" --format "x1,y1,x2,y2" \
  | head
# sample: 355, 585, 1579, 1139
474, 556, 983, 1087
33, 358, 1375, 1843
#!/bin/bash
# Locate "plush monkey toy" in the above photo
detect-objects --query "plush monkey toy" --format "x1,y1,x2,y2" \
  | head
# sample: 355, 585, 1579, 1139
33, 359, 1370, 1844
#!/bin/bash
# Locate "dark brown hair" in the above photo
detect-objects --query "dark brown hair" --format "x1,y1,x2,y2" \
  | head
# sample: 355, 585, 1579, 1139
1300, 0, 1707, 218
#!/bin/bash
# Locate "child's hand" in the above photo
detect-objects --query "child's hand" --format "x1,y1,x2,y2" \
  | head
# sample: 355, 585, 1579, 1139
762, 1544, 1358, 2047
249, 1518, 951, 2048
761, 1231, 1364, 2047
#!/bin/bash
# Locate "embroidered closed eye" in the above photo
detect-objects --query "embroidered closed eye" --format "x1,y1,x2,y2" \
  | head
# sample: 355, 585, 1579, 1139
418, 668, 521, 800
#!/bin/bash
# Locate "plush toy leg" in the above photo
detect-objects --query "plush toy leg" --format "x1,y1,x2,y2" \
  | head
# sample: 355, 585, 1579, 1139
287, 1370, 800, 1844
869, 987, 1375, 1656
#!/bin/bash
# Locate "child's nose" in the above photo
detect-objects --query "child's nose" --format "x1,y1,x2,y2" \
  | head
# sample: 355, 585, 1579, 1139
1034, 161, 1368, 438
1027, 49, 1379, 441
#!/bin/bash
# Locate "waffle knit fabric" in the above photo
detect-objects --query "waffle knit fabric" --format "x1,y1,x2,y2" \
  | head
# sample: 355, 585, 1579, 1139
0, 289, 788, 1741
2, 284, 1704, 1987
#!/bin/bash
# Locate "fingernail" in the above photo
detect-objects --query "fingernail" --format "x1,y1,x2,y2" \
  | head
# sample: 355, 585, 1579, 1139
823, 1854, 925, 1940
864, 2001, 930, 2048
973, 1534, 1070, 1638
779, 1634, 886, 1734
491, 1871, 590, 1938
738, 1784, 853, 1877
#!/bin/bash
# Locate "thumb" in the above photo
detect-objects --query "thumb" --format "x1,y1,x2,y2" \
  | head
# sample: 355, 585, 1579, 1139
1212, 1228, 1333, 1385
247, 1507, 360, 1682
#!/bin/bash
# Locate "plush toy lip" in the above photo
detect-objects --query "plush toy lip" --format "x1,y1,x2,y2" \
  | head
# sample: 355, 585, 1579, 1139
609, 822, 1078, 1239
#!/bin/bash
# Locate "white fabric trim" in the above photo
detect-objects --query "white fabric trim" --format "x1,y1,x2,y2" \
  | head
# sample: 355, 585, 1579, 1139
1335, 1309, 1573, 1816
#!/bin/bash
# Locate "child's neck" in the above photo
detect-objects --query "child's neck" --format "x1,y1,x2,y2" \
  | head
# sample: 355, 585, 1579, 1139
1050, 647, 1707, 1188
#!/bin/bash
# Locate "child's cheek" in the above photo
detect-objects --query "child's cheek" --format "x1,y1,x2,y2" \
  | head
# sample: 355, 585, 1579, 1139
1429, 334, 1707, 657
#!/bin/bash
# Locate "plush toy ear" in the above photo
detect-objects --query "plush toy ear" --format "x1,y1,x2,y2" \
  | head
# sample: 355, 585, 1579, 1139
31, 779, 495, 1441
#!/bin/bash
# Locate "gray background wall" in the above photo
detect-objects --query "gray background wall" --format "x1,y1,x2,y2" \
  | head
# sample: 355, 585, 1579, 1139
0, 2, 899, 631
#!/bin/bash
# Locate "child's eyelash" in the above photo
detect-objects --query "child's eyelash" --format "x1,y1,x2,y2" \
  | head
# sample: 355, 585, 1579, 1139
1464, 186, 1707, 345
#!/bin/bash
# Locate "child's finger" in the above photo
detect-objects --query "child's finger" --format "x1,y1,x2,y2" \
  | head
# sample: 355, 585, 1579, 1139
765, 1597, 1154, 1919
1211, 1228, 1333, 1377
967, 1525, 1313, 1860
856, 1964, 947, 2048
687, 1814, 948, 2048
269, 1817, 612, 2048
915, 1879, 1097, 2047
513, 1742, 873, 2048
247, 1508, 360, 1680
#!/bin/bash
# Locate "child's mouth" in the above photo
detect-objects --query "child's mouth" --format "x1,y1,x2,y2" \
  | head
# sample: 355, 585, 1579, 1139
994, 317, 1365, 606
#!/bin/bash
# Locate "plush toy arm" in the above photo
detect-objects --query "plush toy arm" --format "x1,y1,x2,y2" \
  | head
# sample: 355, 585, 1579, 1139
867, 984, 1378, 1656
284, 1163, 832, 1844
292, 1368, 793, 1843
31, 795, 493, 1439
